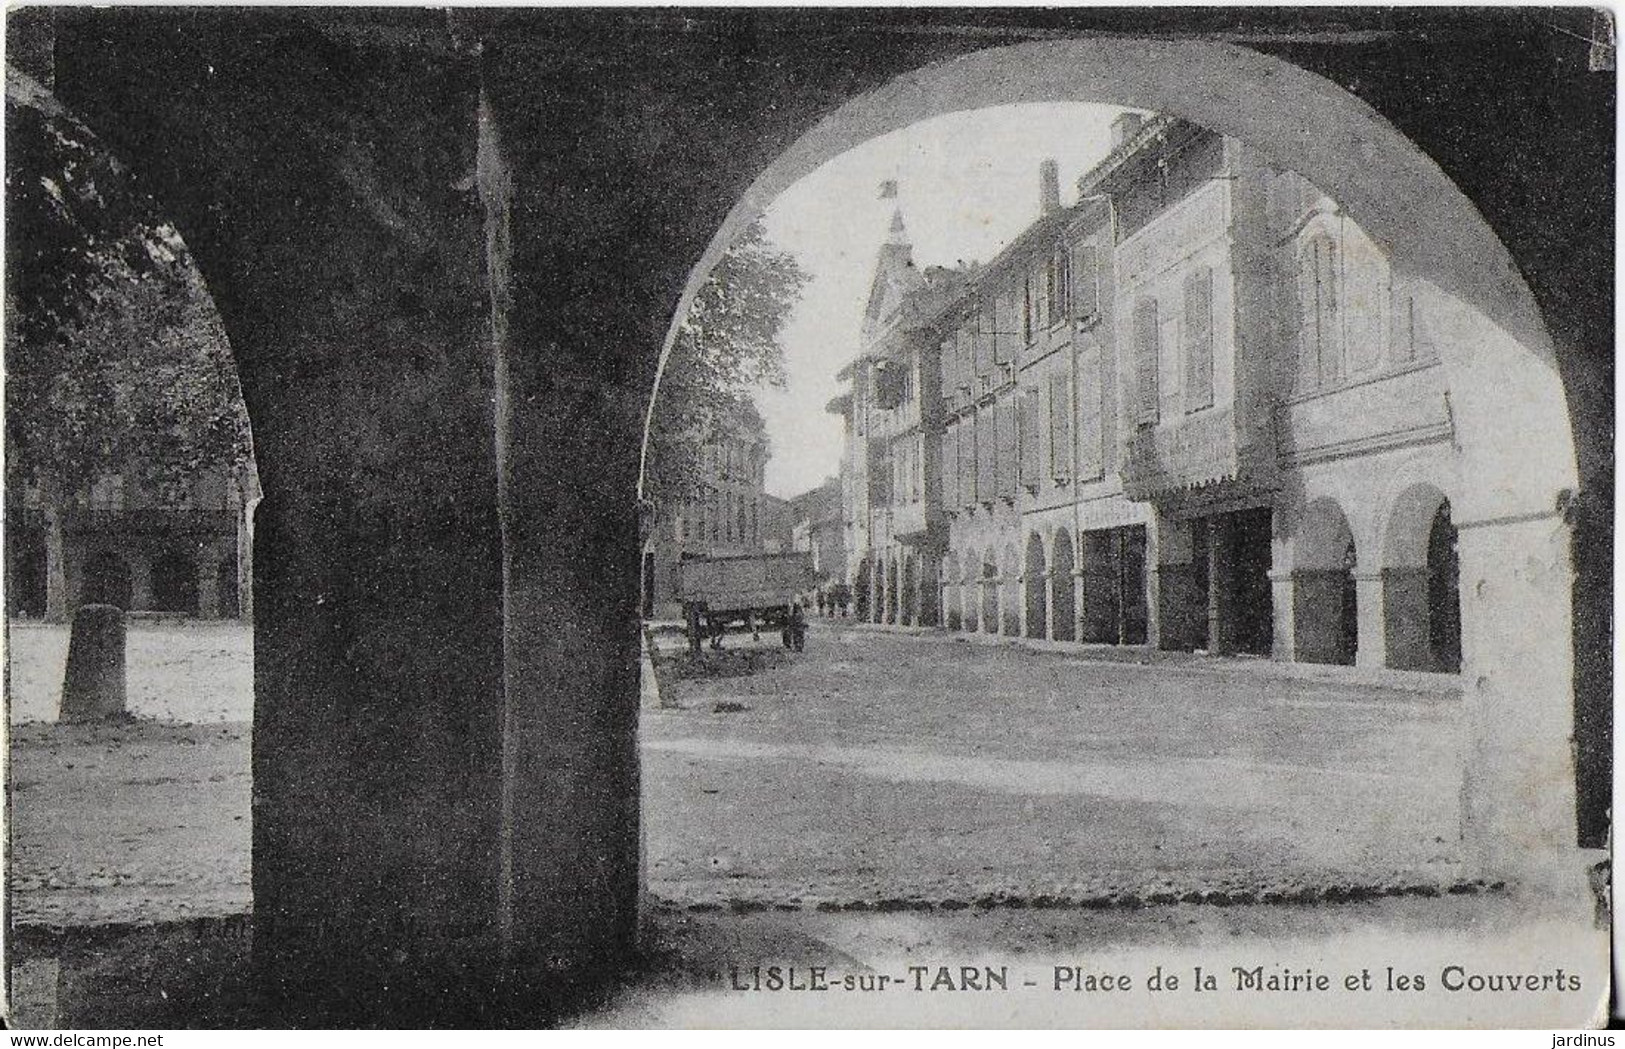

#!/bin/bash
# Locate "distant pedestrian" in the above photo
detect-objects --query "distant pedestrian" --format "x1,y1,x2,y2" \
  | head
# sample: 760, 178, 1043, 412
816, 589, 827, 616
786, 601, 808, 652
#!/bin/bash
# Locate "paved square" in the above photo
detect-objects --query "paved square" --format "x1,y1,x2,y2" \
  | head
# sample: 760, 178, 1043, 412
643, 620, 1465, 906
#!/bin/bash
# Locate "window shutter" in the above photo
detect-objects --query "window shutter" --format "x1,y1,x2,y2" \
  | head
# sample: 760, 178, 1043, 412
1134, 298, 1160, 424
1076, 347, 1103, 481
972, 319, 993, 374
1019, 388, 1041, 489
976, 411, 995, 502
1022, 275, 1035, 343
1297, 241, 1320, 392
996, 398, 1018, 499
1183, 266, 1214, 411
1316, 237, 1342, 387
1049, 372, 1073, 481
1074, 244, 1099, 321
962, 418, 978, 506
1055, 248, 1072, 322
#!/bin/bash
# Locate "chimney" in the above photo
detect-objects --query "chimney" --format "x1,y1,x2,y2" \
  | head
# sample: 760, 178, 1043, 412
1111, 112, 1144, 149
1039, 159, 1061, 215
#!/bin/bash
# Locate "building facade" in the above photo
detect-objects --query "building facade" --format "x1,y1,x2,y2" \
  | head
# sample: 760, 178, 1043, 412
835, 112, 1467, 673
786, 477, 846, 588
642, 403, 781, 618
6, 463, 258, 622
829, 212, 968, 626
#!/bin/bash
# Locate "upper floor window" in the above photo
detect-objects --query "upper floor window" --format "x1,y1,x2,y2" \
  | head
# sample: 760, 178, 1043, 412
1052, 246, 1071, 324
1021, 274, 1035, 344
1298, 233, 1342, 391
1073, 243, 1100, 322
1182, 266, 1215, 412
1133, 298, 1161, 425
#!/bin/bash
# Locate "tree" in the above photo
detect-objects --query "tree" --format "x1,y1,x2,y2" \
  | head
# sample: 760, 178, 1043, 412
4, 68, 252, 504
642, 219, 807, 512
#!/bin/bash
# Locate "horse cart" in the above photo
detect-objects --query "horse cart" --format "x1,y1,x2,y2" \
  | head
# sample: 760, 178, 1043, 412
676, 551, 816, 653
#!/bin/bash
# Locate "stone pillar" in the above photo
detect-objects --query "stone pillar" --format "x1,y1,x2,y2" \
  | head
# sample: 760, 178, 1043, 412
1071, 566, 1087, 644
1352, 570, 1388, 669
128, 553, 153, 613
238, 497, 256, 624
61, 604, 126, 723
1268, 568, 1296, 662
1206, 514, 1231, 655
1456, 513, 1578, 891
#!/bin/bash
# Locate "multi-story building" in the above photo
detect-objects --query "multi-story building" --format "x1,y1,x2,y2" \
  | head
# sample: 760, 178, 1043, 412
6, 462, 258, 621
829, 211, 968, 625
642, 401, 781, 618
835, 110, 1467, 674
785, 477, 846, 588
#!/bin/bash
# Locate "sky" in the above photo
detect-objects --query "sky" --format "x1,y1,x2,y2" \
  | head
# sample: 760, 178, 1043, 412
748, 102, 1145, 499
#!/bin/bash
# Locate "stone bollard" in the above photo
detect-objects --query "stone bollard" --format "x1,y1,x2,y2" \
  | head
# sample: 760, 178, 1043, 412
60, 603, 127, 723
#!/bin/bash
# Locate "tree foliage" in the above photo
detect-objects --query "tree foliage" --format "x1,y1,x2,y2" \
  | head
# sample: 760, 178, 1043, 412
4, 69, 251, 502
643, 219, 807, 510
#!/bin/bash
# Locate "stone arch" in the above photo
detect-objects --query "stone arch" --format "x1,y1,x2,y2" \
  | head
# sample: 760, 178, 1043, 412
1051, 528, 1077, 643
1380, 483, 1460, 672
1024, 532, 1047, 639
47, 11, 1603, 999
7, 525, 49, 618
1292, 498, 1359, 666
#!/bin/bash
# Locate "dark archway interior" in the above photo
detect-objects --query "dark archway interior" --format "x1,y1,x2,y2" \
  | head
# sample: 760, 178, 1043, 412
25, 7, 1610, 1021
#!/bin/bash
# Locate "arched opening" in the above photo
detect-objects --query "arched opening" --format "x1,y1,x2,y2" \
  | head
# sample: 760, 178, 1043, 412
8, 525, 49, 618
1051, 529, 1076, 643
853, 558, 872, 621
884, 557, 899, 624
1000, 544, 1020, 636
943, 553, 961, 630
902, 554, 918, 626
79, 550, 131, 611
1381, 483, 1460, 673
1292, 499, 1359, 666
32, 9, 1605, 1024
150, 549, 199, 615
216, 555, 241, 619
1024, 533, 1047, 639
980, 549, 998, 633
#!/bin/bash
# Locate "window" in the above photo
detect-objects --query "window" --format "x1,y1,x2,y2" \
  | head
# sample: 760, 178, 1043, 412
1076, 347, 1104, 481
1049, 372, 1073, 480
942, 425, 959, 508
1073, 244, 1099, 322
1022, 274, 1035, 344
1053, 247, 1071, 323
995, 398, 1018, 500
1018, 388, 1041, 490
1133, 298, 1160, 424
1298, 233, 1341, 390
1182, 266, 1215, 411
